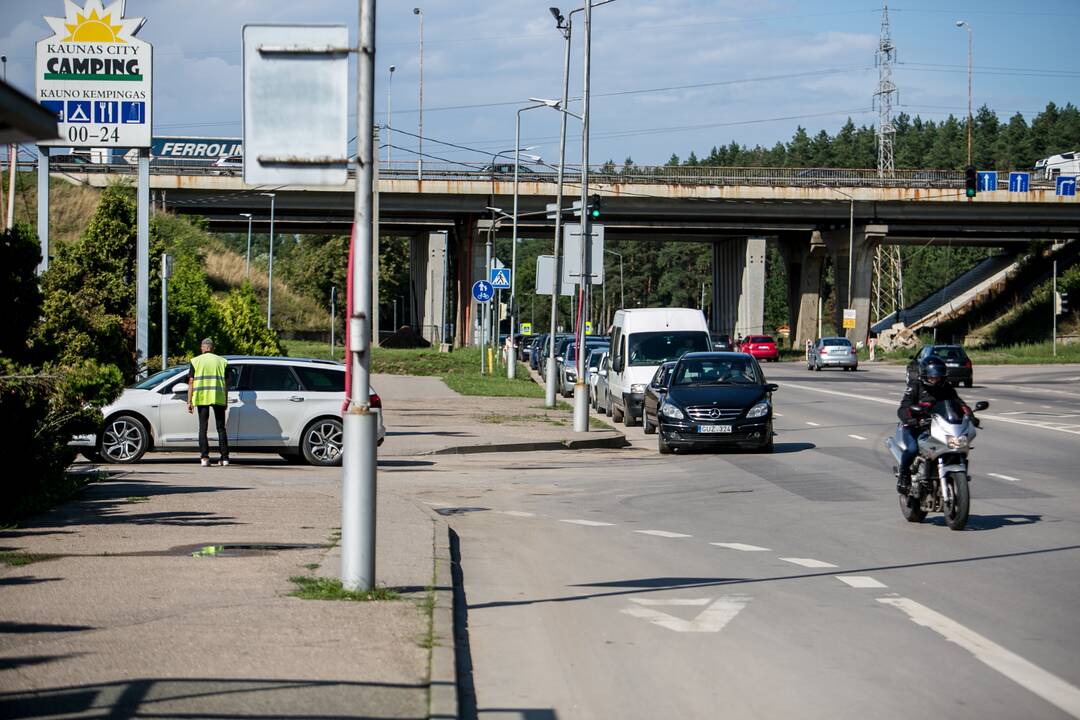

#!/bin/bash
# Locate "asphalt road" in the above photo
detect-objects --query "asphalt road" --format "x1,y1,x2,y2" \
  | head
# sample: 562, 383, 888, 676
411, 361, 1080, 719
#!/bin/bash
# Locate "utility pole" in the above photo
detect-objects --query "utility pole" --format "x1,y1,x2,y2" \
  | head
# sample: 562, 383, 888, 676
873, 2, 904, 326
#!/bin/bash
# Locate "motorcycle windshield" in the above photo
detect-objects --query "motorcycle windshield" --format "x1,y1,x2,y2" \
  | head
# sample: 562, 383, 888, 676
933, 399, 964, 424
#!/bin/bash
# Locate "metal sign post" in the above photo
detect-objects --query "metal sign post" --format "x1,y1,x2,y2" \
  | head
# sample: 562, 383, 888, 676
160, 253, 172, 370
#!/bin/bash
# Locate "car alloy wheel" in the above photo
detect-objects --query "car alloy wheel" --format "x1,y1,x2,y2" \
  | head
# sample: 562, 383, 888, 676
100, 414, 149, 463
302, 418, 344, 466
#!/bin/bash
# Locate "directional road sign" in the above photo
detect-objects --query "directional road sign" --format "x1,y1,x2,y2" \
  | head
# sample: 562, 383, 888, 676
1057, 176, 1077, 197
489, 267, 511, 289
1008, 172, 1030, 193
977, 171, 997, 192
471, 280, 494, 303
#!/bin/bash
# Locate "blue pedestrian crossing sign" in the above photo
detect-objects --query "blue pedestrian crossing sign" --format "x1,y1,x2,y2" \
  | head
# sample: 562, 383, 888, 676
472, 280, 494, 303
977, 171, 997, 192
1008, 172, 1030, 193
489, 267, 511, 289
1057, 176, 1077, 197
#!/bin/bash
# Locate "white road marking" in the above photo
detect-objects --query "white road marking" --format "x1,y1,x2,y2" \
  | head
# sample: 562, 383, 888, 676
773, 413, 784, 417
780, 557, 838, 568
848, 434, 868, 440
879, 597, 1080, 718
635, 530, 692, 538
782, 381, 1080, 437
988, 472, 1022, 483
806, 421, 821, 427
622, 595, 752, 633
499, 510, 535, 517
711, 542, 771, 552
836, 575, 887, 589
559, 519, 615, 527
1042, 405, 1053, 409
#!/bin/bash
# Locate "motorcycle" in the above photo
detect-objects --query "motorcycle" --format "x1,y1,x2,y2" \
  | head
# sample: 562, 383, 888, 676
885, 399, 989, 531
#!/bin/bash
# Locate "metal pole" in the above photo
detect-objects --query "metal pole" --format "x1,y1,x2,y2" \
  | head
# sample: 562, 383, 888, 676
966, 25, 972, 167
242, 213, 252, 278
848, 198, 855, 309
36, 146, 49, 275
441, 230, 449, 344
264, 192, 276, 328
161, 254, 169, 371
331, 285, 336, 359
342, 0, 378, 593
546, 11, 573, 409
5, 145, 14, 231
386, 65, 395, 166
136, 148, 150, 379
482, 222, 492, 374
413, 7, 423, 183
1053, 259, 1058, 357
573, 0, 594, 433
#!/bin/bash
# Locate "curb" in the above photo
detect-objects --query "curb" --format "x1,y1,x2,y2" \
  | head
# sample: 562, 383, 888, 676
428, 519, 457, 720
425, 432, 630, 455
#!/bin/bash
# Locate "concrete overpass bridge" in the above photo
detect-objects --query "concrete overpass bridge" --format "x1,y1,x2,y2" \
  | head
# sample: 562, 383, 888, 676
50, 160, 1079, 346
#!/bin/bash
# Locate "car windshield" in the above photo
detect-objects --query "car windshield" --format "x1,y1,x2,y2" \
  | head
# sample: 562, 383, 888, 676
822, 338, 851, 347
566, 341, 608, 363
587, 352, 606, 370
131, 366, 186, 390
748, 336, 774, 344
628, 332, 710, 366
672, 357, 760, 385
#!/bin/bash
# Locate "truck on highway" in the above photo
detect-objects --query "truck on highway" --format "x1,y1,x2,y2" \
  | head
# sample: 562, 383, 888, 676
1034, 151, 1079, 180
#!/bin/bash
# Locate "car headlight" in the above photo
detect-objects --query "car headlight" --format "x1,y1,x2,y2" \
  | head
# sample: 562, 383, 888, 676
565, 369, 576, 378
946, 434, 969, 449
630, 383, 647, 394
660, 402, 685, 420
746, 400, 770, 419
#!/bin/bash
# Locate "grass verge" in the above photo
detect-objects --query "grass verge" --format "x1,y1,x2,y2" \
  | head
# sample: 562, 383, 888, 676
373, 347, 542, 397
288, 576, 400, 601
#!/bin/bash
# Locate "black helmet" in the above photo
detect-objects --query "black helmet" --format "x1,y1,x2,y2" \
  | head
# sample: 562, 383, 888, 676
920, 356, 947, 385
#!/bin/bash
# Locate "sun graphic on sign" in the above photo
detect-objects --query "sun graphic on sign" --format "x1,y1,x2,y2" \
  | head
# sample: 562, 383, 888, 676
43, 0, 144, 44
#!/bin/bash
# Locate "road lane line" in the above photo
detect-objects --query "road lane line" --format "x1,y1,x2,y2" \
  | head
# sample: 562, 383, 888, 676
806, 421, 821, 427
500, 510, 536, 517
879, 597, 1080, 718
848, 434, 868, 440
987, 472, 1022, 483
836, 576, 887, 588
559, 519, 615, 527
779, 557, 837, 568
782, 381, 1080, 437
635, 530, 692, 538
711, 542, 771, 552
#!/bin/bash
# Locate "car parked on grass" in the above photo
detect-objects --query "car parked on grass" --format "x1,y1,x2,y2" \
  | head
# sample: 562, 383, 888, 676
655, 352, 777, 454
641, 361, 677, 435
738, 335, 779, 362
71, 357, 385, 466
809, 337, 858, 371
911, 344, 974, 387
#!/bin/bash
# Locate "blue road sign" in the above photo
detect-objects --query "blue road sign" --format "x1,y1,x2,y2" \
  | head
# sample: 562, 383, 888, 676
94, 101, 118, 124
41, 101, 64, 122
1057, 176, 1077, 197
472, 280, 494, 303
66, 100, 91, 123
1008, 172, 1030, 193
489, 267, 511, 289
977, 171, 997, 192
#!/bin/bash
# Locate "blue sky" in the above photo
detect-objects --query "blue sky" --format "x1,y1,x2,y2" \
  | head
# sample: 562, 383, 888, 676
3, 0, 1078, 167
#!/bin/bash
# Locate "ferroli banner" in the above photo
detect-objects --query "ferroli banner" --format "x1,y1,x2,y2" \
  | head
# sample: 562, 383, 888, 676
36, 0, 153, 148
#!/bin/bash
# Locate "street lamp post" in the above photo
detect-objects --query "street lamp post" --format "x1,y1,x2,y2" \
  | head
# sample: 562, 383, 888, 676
261, 192, 276, 328
572, 0, 595, 433
413, 8, 424, 182
240, 212, 253, 278
955, 20, 973, 166
386, 65, 395, 166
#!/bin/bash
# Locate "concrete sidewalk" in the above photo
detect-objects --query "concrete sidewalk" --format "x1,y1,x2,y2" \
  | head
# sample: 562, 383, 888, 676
0, 374, 628, 719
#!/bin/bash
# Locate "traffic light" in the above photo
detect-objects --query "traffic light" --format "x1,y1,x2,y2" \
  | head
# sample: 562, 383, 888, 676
588, 194, 602, 220
964, 165, 977, 198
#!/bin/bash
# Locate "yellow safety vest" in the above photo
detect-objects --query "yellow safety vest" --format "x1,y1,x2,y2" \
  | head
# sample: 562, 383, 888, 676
190, 353, 228, 406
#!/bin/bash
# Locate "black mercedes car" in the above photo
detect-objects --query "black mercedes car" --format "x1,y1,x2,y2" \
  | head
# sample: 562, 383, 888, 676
655, 352, 777, 454
642, 361, 677, 435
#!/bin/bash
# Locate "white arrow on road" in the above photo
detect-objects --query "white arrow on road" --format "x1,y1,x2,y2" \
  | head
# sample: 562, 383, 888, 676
621, 595, 752, 633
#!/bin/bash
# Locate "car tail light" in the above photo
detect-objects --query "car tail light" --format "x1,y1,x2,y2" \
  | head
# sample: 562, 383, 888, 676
820, 349, 828, 355
964, 359, 972, 369
369, 391, 382, 409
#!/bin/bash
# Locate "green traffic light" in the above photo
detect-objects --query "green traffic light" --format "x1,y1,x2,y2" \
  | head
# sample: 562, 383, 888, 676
590, 209, 600, 219
966, 188, 976, 198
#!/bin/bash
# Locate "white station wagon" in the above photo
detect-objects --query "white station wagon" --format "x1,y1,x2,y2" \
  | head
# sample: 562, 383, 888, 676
72, 356, 385, 466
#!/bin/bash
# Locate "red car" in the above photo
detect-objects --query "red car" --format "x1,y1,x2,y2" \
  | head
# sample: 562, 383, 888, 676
739, 335, 779, 362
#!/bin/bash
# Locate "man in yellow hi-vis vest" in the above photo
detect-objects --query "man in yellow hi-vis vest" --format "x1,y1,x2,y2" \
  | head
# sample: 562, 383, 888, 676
186, 338, 230, 467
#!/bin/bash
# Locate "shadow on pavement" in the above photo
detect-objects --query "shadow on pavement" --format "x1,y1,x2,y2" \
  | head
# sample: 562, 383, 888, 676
378, 460, 436, 468
0, 621, 95, 634
928, 513, 1042, 530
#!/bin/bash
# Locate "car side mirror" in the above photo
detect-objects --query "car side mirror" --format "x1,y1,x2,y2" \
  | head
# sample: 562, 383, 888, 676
171, 383, 189, 394
974, 401, 989, 411
612, 357, 624, 373
765, 383, 779, 392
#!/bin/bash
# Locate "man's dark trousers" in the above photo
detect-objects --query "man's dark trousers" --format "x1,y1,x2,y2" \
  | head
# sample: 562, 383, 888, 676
197, 404, 229, 460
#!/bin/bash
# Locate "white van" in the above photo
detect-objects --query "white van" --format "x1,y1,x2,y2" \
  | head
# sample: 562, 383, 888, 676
1035, 151, 1080, 180
607, 308, 711, 426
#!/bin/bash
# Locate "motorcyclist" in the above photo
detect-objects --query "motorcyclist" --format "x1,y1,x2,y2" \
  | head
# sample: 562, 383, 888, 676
895, 355, 976, 493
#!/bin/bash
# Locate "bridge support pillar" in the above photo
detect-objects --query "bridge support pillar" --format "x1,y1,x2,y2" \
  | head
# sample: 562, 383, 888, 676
781, 232, 826, 348
711, 237, 766, 337
822, 226, 883, 345
409, 231, 451, 346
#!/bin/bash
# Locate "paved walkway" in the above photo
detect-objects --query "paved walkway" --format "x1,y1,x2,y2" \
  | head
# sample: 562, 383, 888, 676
0, 373, 627, 719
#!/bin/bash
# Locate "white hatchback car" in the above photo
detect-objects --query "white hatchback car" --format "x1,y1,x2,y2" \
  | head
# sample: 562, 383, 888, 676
72, 357, 385, 466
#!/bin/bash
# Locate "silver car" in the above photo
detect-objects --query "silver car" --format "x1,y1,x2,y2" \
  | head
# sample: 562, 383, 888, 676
809, 337, 858, 371
71, 357, 385, 466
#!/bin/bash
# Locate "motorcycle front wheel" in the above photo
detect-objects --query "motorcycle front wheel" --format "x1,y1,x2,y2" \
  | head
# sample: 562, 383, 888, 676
944, 472, 970, 531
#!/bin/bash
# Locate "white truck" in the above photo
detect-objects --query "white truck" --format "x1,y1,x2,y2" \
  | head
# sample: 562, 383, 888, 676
606, 308, 712, 426
1034, 151, 1079, 180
